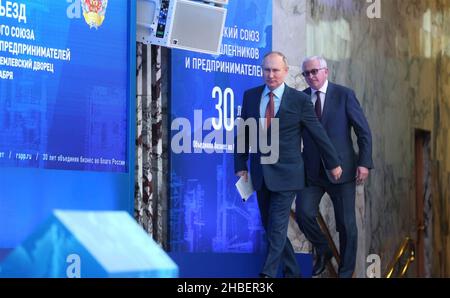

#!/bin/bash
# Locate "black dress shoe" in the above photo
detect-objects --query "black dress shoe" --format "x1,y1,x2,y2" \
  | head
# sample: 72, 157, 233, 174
312, 250, 333, 276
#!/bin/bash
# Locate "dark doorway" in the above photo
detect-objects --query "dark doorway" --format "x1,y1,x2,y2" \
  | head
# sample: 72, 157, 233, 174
414, 129, 431, 277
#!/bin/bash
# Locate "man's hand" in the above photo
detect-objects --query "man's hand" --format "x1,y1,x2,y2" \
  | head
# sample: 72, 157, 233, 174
236, 170, 248, 182
330, 166, 342, 181
356, 166, 369, 185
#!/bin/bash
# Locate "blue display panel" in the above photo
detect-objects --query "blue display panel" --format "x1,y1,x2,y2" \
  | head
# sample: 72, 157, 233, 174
0, 211, 178, 277
0, 0, 136, 248
0, 0, 128, 172
170, 0, 272, 253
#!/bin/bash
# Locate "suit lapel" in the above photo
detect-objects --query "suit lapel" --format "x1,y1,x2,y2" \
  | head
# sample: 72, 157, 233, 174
275, 84, 290, 118
252, 85, 265, 118
304, 87, 312, 96
321, 82, 334, 127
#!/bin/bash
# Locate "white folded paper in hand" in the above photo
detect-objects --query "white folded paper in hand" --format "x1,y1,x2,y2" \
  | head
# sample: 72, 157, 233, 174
235, 174, 254, 201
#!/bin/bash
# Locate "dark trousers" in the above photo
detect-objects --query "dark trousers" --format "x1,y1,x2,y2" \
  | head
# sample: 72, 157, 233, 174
296, 178, 357, 278
257, 182, 298, 278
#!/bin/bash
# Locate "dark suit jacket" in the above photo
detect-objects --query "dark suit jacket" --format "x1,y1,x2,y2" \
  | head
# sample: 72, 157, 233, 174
234, 84, 341, 192
302, 82, 373, 184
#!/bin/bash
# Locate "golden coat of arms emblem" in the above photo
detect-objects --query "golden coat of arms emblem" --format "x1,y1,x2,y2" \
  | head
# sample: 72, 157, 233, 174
82, 0, 108, 29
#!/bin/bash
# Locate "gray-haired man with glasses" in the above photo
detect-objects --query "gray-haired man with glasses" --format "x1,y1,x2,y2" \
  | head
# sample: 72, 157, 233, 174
296, 56, 373, 278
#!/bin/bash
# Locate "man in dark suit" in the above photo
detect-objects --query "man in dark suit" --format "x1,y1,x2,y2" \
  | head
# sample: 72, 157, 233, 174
296, 56, 373, 278
234, 51, 342, 278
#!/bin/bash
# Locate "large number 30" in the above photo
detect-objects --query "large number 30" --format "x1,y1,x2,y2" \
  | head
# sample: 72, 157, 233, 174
212, 86, 234, 131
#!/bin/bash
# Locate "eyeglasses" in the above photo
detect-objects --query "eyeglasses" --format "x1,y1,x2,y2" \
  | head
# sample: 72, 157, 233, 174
302, 68, 326, 77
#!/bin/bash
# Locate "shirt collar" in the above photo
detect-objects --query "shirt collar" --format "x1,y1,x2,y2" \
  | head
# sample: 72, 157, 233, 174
264, 83, 285, 99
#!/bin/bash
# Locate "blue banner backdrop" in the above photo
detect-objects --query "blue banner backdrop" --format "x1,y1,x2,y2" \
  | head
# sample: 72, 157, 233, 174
0, 0, 135, 248
0, 0, 129, 172
170, 0, 272, 253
